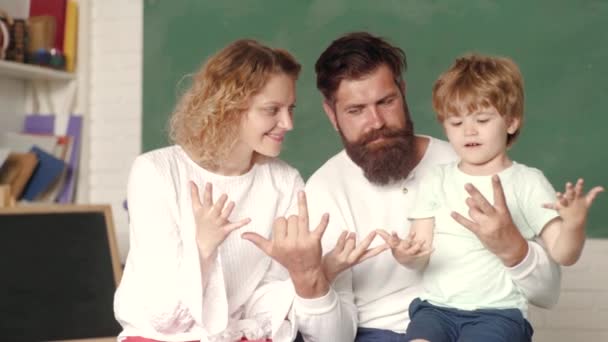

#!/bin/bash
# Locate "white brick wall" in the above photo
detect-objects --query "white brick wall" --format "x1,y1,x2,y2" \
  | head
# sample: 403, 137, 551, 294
531, 239, 608, 341
88, 0, 142, 262
85, 1, 608, 340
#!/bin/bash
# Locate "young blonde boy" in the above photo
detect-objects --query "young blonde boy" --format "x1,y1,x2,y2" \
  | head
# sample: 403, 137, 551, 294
379, 54, 604, 342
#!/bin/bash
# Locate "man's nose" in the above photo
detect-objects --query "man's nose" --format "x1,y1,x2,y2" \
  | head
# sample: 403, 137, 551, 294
368, 106, 385, 129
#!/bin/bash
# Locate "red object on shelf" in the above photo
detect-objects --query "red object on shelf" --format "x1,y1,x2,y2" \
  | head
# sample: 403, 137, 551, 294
29, 0, 67, 51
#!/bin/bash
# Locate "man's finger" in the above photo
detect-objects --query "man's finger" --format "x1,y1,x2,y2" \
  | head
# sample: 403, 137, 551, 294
375, 229, 394, 246
342, 233, 356, 254
287, 215, 300, 242
298, 191, 310, 231
358, 244, 389, 263
241, 232, 272, 255
334, 230, 349, 252
451, 211, 479, 233
273, 217, 288, 240
312, 213, 330, 239
350, 231, 377, 258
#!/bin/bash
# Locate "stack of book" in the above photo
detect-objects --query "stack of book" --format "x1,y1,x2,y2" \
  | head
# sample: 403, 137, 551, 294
0, 130, 73, 205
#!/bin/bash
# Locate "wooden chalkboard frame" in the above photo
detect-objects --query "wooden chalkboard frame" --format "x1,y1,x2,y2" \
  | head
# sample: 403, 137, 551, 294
0, 204, 122, 342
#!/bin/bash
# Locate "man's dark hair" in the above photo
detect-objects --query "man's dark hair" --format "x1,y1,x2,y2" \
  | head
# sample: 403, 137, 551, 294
315, 32, 407, 102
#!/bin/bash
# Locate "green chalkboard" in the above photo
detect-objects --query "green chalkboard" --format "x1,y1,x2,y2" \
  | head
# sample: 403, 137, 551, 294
143, 0, 607, 237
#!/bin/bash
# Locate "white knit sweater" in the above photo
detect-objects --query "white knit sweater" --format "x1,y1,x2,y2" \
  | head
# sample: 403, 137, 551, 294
114, 145, 303, 342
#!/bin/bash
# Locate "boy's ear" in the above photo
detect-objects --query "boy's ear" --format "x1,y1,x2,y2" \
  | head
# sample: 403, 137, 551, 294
322, 100, 339, 131
507, 116, 521, 134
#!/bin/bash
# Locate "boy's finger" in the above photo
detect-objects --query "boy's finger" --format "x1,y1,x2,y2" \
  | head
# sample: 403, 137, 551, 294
586, 186, 605, 205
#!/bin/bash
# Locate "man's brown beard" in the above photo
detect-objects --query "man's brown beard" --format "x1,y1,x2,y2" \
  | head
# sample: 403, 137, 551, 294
340, 120, 417, 185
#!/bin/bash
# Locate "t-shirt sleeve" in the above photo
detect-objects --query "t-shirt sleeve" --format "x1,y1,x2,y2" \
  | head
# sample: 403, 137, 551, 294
409, 166, 443, 220
519, 168, 560, 236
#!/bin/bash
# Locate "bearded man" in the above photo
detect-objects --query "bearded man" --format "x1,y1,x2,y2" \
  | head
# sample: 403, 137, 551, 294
243, 32, 561, 342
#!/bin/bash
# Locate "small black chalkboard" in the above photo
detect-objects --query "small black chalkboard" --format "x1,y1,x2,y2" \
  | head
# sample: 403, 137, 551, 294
0, 205, 122, 342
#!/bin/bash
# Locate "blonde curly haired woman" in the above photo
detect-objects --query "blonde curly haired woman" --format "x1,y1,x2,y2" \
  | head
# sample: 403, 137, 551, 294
114, 39, 306, 342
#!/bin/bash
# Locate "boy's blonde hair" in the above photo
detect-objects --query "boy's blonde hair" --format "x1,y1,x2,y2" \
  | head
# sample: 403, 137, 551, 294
168, 39, 301, 168
432, 53, 524, 146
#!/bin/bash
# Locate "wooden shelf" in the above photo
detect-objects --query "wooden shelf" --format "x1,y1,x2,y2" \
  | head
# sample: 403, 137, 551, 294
0, 60, 74, 81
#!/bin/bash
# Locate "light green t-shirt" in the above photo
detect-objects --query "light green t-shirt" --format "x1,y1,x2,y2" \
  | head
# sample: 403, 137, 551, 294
410, 161, 559, 315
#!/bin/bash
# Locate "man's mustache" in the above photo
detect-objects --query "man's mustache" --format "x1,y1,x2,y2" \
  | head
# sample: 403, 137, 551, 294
358, 127, 409, 146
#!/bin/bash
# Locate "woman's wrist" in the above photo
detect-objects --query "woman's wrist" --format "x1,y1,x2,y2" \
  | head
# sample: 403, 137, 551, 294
197, 239, 218, 263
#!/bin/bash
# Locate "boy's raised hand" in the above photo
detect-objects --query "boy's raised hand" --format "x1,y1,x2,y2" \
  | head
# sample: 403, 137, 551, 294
322, 230, 388, 284
543, 178, 604, 228
376, 230, 433, 267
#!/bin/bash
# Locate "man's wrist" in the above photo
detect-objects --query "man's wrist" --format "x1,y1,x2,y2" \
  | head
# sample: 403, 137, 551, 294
290, 267, 330, 299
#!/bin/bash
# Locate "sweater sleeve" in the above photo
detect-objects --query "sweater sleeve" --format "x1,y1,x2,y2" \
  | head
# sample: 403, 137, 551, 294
286, 177, 358, 341
243, 261, 297, 341
116, 155, 227, 336
243, 166, 306, 341
507, 167, 561, 308
508, 240, 562, 308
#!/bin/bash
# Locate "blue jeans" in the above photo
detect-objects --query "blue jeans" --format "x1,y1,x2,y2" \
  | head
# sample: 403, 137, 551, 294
355, 327, 406, 342
404, 298, 533, 342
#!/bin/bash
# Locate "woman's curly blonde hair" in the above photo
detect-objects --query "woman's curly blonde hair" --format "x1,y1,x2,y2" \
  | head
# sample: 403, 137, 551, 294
169, 39, 301, 168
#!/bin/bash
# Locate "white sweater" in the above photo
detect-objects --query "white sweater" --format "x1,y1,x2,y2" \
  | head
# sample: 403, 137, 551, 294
299, 136, 562, 339
114, 145, 303, 342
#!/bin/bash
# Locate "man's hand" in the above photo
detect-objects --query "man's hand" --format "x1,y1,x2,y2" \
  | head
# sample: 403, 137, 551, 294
451, 175, 528, 267
322, 230, 388, 283
242, 191, 330, 298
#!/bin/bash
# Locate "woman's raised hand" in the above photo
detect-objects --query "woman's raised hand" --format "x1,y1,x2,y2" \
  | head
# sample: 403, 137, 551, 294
190, 181, 251, 260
